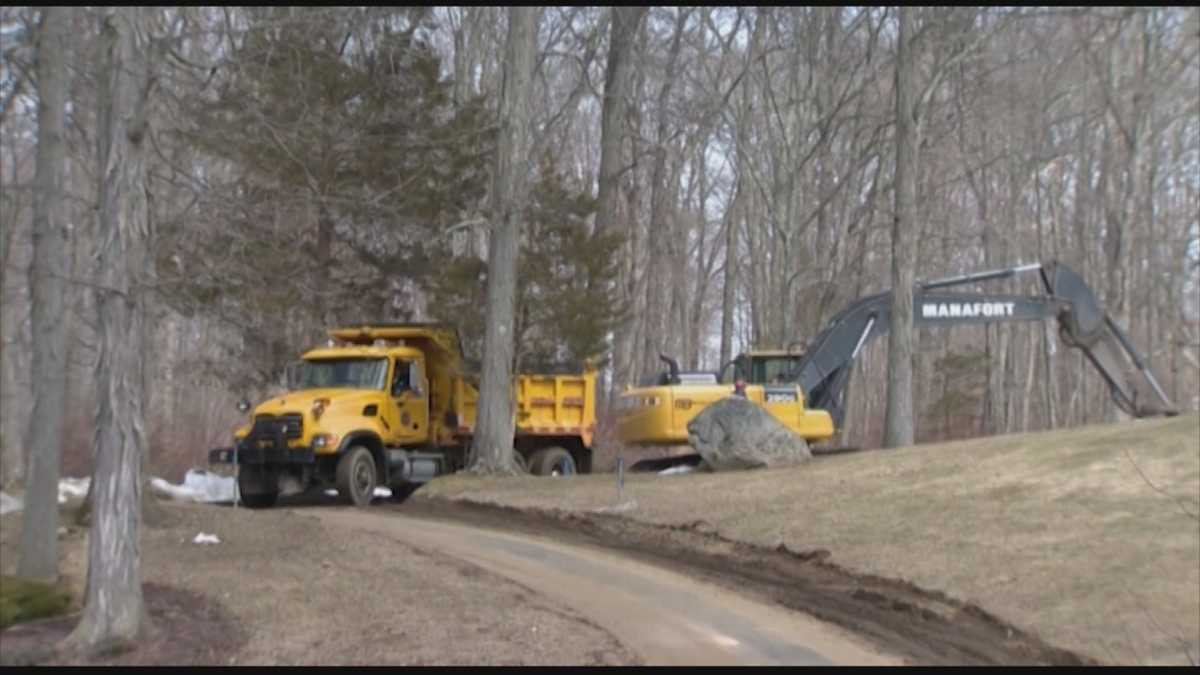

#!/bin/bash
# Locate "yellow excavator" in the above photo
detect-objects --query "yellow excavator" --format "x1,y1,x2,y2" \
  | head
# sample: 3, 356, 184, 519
615, 260, 1178, 465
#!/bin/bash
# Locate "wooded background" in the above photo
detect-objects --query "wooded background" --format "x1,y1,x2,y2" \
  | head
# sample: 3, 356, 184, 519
2, 7, 1197, 483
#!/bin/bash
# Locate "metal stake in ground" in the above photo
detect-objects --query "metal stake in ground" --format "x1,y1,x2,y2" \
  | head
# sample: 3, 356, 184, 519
617, 456, 624, 504
233, 445, 239, 509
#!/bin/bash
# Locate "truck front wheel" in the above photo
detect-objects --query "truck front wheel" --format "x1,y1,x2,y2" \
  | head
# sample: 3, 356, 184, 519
336, 446, 377, 507
237, 466, 279, 509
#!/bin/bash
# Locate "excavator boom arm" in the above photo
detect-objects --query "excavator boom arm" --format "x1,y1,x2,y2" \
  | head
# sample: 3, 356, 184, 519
795, 260, 1177, 429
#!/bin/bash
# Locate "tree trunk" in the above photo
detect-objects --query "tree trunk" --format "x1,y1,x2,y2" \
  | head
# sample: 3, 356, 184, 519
640, 8, 687, 380
597, 6, 645, 397
469, 7, 537, 474
66, 6, 153, 653
18, 6, 70, 582
883, 7, 917, 449
0, 124, 28, 489
617, 70, 646, 384
720, 11, 765, 374
718, 199, 738, 373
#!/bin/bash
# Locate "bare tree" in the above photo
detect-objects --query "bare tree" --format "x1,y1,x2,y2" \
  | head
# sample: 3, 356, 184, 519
884, 6, 917, 448
597, 6, 646, 397
639, 8, 689, 382
65, 6, 154, 652
469, 6, 538, 474
720, 9, 765, 371
17, 6, 70, 582
0, 7, 38, 489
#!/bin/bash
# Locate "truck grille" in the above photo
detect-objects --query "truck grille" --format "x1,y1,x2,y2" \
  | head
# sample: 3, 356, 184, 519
253, 413, 303, 440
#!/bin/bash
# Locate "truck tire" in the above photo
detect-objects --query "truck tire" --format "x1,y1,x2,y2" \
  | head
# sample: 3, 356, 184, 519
529, 446, 577, 477
237, 467, 278, 509
239, 492, 278, 509
336, 446, 377, 507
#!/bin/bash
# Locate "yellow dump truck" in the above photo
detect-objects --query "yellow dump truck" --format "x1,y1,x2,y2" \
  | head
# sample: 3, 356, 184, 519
209, 324, 596, 507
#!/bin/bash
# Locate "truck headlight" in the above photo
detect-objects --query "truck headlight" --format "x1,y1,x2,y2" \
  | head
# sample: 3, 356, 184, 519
312, 433, 337, 450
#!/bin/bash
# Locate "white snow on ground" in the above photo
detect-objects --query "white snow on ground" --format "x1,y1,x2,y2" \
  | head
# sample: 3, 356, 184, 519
192, 532, 221, 544
323, 487, 393, 498
150, 469, 236, 503
0, 491, 21, 515
324, 486, 394, 498
658, 464, 697, 476
183, 469, 236, 502
59, 477, 90, 503
4, 471, 394, 513
1, 477, 91, 515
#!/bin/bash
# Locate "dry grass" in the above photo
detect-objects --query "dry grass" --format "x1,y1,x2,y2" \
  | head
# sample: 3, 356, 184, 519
421, 413, 1200, 666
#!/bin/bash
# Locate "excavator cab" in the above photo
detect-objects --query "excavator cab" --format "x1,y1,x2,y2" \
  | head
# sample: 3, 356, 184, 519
716, 341, 806, 385
732, 351, 806, 385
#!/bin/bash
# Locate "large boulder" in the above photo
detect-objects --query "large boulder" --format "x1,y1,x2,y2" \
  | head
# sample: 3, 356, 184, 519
686, 396, 812, 471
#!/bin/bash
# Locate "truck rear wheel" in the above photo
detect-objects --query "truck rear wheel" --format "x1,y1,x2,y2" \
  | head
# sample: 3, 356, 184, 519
529, 446, 576, 477
336, 446, 377, 506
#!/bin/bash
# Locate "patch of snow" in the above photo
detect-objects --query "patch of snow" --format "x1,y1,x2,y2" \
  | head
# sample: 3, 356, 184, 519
192, 532, 221, 545
58, 477, 90, 503
150, 469, 235, 503
0, 491, 21, 515
150, 477, 201, 502
322, 487, 391, 498
182, 469, 235, 503
658, 464, 697, 476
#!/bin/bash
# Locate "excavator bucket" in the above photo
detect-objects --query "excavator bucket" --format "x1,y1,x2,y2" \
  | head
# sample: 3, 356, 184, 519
1040, 262, 1177, 417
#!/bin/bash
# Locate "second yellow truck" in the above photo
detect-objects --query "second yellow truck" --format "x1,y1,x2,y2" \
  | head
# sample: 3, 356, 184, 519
209, 324, 597, 507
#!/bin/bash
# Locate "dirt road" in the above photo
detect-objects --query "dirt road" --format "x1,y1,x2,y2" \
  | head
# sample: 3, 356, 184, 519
0, 489, 1100, 665
311, 507, 894, 666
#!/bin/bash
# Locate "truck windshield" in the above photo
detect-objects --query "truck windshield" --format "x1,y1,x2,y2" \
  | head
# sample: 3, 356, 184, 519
293, 358, 388, 390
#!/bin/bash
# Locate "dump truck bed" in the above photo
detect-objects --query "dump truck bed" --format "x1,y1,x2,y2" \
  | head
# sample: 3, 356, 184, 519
452, 370, 597, 448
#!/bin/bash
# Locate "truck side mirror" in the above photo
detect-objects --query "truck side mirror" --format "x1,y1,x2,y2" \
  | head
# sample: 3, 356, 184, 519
285, 360, 305, 391
237, 398, 251, 413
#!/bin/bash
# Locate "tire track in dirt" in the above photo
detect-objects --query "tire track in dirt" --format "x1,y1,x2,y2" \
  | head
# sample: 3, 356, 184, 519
311, 506, 896, 666
388, 497, 1098, 666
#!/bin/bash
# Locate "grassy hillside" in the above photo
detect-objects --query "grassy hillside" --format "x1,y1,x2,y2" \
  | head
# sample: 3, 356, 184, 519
423, 413, 1200, 665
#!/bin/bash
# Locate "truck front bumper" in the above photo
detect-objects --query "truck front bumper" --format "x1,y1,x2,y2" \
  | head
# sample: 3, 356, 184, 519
209, 446, 316, 465
210, 414, 322, 466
